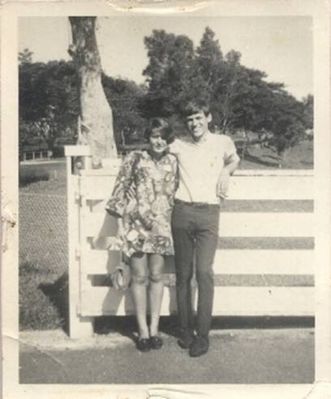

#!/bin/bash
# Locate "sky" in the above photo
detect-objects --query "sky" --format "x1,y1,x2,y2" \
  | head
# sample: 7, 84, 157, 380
19, 16, 313, 100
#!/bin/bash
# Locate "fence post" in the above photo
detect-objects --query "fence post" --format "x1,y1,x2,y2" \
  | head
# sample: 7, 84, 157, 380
65, 146, 94, 338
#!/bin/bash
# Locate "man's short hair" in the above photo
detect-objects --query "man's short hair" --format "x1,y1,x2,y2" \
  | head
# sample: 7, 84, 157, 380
181, 100, 211, 117
144, 117, 175, 144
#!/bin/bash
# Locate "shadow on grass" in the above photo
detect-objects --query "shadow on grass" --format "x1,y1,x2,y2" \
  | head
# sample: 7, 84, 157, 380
93, 315, 314, 340
160, 315, 314, 334
94, 316, 138, 343
211, 316, 314, 329
38, 272, 69, 334
94, 315, 180, 343
19, 172, 49, 187
301, 159, 314, 166
243, 151, 280, 168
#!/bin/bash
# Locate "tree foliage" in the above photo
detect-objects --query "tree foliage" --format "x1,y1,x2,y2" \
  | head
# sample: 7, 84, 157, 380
19, 59, 80, 154
19, 57, 146, 151
302, 94, 313, 130
19, 60, 79, 127
141, 30, 195, 117
142, 26, 312, 151
102, 74, 146, 145
19, 26, 313, 159
18, 48, 33, 65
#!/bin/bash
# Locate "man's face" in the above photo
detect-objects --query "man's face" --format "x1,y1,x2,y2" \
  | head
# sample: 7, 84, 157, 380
186, 111, 212, 141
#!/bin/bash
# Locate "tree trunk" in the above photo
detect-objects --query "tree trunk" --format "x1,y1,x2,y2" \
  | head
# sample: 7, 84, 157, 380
68, 17, 117, 164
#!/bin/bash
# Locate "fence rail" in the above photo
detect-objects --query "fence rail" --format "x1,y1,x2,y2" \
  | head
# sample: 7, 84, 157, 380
65, 145, 314, 338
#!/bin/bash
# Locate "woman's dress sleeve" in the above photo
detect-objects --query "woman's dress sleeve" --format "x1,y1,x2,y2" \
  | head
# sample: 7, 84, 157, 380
105, 152, 138, 218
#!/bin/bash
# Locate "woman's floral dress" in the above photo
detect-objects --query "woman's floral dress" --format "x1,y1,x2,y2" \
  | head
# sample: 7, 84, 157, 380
106, 150, 178, 258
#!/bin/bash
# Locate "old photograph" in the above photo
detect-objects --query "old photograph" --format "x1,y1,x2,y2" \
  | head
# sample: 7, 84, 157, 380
1, 1, 331, 398
17, 13, 315, 383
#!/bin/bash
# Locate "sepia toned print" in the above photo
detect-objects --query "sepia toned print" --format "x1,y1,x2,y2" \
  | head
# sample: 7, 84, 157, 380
1, 1, 331, 398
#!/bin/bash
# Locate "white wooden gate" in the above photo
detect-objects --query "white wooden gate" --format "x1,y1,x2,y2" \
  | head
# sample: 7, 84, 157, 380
65, 146, 314, 338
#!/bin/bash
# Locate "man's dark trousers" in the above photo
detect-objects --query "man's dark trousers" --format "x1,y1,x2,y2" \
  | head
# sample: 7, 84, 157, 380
171, 200, 220, 337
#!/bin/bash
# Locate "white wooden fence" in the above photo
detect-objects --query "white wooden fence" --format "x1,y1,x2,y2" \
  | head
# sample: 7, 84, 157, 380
65, 145, 314, 338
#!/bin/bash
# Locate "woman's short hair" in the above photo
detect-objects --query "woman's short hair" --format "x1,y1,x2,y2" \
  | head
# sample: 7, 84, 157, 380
144, 117, 175, 144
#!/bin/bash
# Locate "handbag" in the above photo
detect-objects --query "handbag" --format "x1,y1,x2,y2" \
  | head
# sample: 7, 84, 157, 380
110, 261, 131, 291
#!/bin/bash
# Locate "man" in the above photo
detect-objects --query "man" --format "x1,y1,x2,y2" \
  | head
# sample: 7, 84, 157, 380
170, 100, 240, 357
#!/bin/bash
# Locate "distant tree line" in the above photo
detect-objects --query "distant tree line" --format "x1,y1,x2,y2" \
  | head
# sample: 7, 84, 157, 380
19, 26, 313, 158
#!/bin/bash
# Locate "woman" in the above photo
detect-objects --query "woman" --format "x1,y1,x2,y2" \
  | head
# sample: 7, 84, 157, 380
106, 118, 178, 352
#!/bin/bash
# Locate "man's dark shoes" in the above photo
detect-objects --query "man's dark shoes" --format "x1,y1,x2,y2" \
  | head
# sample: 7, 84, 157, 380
189, 335, 209, 357
150, 336, 163, 350
136, 338, 151, 352
177, 330, 194, 349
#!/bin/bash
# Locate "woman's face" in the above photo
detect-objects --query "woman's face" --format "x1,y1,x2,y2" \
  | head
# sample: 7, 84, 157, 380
149, 131, 168, 154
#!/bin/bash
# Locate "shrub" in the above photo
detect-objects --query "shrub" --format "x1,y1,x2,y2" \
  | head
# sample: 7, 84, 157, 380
19, 261, 67, 330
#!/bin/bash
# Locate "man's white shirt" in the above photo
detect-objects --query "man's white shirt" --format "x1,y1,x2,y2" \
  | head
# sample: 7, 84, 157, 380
169, 132, 240, 204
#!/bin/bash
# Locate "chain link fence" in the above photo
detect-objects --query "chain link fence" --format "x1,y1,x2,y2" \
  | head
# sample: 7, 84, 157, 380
19, 193, 68, 273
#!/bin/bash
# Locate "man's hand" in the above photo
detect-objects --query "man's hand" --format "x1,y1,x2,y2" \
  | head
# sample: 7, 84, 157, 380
216, 169, 230, 199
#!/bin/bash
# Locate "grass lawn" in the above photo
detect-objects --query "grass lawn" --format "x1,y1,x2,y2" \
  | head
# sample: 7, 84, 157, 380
20, 159, 68, 329
20, 159, 67, 195
239, 140, 313, 169
19, 142, 314, 331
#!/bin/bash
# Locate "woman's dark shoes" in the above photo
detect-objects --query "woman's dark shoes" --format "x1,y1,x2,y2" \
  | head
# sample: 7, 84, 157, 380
136, 338, 151, 352
150, 336, 163, 350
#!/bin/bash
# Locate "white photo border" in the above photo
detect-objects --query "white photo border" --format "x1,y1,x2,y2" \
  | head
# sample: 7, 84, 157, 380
2, 0, 331, 398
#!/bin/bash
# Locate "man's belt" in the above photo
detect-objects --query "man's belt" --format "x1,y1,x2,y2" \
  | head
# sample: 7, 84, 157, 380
174, 199, 220, 208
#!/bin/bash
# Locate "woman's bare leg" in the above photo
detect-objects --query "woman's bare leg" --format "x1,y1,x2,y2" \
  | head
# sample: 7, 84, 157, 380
130, 253, 149, 339
148, 254, 165, 337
